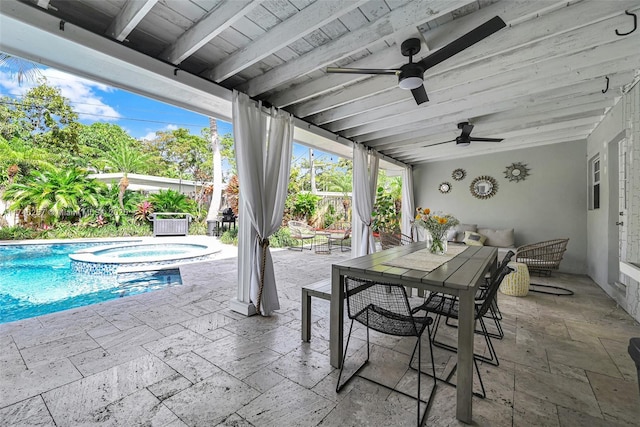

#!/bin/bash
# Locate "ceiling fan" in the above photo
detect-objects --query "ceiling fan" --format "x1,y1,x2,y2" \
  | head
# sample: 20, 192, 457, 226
426, 122, 504, 147
325, 16, 506, 105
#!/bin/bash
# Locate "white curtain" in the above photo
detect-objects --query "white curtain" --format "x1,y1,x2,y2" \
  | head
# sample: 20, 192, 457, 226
352, 144, 379, 256
401, 165, 415, 240
233, 90, 293, 316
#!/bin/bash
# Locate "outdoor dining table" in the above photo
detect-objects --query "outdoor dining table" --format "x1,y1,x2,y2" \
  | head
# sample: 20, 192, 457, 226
330, 241, 498, 424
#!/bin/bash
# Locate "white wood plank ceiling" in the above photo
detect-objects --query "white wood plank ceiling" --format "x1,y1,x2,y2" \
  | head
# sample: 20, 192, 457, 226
19, 0, 640, 165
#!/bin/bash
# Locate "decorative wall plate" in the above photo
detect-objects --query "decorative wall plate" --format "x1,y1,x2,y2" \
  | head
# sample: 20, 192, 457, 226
470, 175, 498, 199
452, 168, 466, 181
439, 182, 452, 194
504, 162, 530, 182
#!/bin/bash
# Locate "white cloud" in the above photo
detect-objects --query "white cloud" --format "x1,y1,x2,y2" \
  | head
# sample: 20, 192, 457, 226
138, 124, 179, 141
0, 66, 121, 122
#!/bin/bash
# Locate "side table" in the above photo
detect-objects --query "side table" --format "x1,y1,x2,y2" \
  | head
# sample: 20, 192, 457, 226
314, 231, 331, 254
500, 262, 530, 296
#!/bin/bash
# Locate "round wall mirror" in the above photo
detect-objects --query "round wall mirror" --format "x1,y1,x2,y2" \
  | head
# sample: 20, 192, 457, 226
470, 175, 498, 199
439, 182, 452, 194
452, 168, 466, 181
504, 162, 530, 182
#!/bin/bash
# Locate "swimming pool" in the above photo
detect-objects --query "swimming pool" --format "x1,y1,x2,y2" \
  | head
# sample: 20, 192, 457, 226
70, 242, 219, 275
0, 242, 184, 324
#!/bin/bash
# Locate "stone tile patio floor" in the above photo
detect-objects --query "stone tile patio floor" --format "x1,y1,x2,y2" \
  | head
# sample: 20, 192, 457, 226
1, 247, 640, 426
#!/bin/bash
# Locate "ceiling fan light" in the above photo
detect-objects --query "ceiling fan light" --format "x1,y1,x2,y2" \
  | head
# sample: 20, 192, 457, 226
398, 76, 423, 90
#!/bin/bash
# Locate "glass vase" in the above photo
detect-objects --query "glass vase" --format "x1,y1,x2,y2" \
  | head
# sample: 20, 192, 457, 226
429, 235, 447, 255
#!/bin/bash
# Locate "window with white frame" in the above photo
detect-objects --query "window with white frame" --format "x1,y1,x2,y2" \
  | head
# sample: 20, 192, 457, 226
589, 154, 600, 210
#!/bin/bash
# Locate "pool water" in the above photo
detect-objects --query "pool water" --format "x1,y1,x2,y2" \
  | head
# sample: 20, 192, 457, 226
0, 243, 183, 324
92, 243, 207, 259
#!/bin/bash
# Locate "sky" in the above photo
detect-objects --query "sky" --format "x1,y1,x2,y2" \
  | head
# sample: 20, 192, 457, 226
0, 62, 336, 166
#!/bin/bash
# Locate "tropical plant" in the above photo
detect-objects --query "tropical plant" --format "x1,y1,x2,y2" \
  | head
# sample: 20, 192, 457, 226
224, 174, 239, 215
292, 192, 321, 221
102, 139, 150, 210
372, 186, 400, 232
149, 189, 195, 214
92, 181, 143, 226
134, 200, 154, 223
3, 167, 105, 225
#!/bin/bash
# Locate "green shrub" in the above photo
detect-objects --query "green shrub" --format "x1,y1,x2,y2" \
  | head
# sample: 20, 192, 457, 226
189, 220, 208, 235
292, 192, 321, 220
220, 227, 238, 245
0, 225, 38, 240
269, 226, 295, 248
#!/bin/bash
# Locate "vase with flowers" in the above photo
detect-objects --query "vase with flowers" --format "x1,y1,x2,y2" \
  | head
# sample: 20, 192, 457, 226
414, 207, 459, 255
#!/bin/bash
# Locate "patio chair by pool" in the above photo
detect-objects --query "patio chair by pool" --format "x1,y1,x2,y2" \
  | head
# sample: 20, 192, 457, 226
288, 220, 316, 251
515, 238, 569, 276
327, 221, 351, 252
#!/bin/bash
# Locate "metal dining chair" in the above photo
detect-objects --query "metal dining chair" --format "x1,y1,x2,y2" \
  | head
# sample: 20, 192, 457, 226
411, 255, 514, 398
336, 277, 437, 426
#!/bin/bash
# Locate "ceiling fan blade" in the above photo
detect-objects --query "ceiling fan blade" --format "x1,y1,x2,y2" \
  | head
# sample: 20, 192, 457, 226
468, 137, 504, 142
460, 123, 474, 139
423, 139, 455, 147
417, 16, 506, 71
411, 85, 429, 105
326, 67, 398, 75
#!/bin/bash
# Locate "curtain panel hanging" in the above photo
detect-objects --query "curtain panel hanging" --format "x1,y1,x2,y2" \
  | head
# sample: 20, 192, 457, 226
233, 90, 293, 316
352, 144, 379, 256
401, 165, 415, 240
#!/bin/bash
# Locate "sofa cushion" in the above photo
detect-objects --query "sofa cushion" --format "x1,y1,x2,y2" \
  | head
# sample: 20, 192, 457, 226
451, 224, 477, 242
463, 231, 486, 246
477, 228, 515, 248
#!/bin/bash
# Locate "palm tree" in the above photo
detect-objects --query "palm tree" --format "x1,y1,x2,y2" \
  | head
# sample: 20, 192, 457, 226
149, 189, 193, 214
328, 172, 353, 220
206, 117, 223, 223
3, 167, 104, 225
0, 137, 55, 186
0, 53, 42, 86
102, 140, 149, 210
0, 136, 55, 223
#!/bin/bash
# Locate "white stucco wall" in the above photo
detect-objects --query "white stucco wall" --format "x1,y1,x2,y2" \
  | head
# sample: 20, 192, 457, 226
587, 82, 640, 322
413, 140, 587, 274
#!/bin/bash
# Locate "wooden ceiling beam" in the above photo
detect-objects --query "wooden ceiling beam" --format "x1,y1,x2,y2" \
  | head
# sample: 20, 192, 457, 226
355, 74, 632, 145
237, 0, 475, 96
107, 0, 158, 42
162, 0, 259, 65
369, 97, 613, 151
308, 4, 637, 126
205, 0, 369, 82
342, 41, 639, 139
273, 0, 562, 110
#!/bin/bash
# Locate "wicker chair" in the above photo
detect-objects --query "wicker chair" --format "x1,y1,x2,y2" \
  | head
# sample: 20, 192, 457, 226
326, 221, 351, 252
515, 238, 569, 276
379, 230, 414, 250
288, 220, 316, 251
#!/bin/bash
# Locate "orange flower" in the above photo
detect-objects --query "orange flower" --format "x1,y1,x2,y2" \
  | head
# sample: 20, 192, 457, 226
438, 217, 448, 224
424, 208, 431, 215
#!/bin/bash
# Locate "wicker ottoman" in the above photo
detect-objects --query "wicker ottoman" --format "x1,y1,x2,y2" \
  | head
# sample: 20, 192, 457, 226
500, 262, 530, 296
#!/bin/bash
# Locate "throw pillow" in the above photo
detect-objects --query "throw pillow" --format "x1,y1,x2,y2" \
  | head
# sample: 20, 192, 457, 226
463, 231, 486, 246
454, 224, 478, 242
477, 228, 515, 247
446, 228, 458, 242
